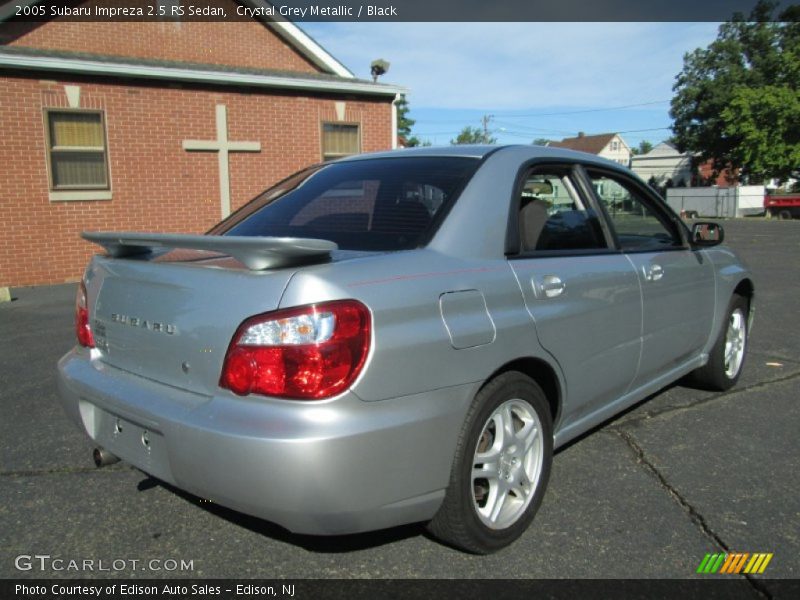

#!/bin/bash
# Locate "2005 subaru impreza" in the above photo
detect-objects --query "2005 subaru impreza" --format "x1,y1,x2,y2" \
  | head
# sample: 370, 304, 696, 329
58, 145, 753, 553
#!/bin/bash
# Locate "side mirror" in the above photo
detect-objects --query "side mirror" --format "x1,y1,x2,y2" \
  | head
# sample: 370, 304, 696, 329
691, 221, 724, 247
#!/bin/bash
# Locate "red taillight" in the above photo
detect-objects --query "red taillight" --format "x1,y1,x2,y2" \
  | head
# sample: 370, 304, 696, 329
220, 300, 371, 400
75, 281, 95, 348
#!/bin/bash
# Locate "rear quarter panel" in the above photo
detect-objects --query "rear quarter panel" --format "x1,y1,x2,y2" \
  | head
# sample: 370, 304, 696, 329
278, 249, 563, 404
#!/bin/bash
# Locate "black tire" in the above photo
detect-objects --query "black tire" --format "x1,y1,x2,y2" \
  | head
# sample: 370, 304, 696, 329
779, 210, 792, 220
685, 294, 749, 391
427, 372, 553, 554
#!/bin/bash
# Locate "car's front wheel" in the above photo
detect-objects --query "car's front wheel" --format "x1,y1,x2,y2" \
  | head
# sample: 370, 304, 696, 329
686, 294, 749, 391
427, 372, 553, 554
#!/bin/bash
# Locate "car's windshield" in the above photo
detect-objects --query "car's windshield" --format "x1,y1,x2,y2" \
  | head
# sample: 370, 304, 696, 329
210, 157, 480, 251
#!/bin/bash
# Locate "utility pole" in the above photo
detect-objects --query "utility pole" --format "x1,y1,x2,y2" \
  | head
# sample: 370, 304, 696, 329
481, 114, 494, 144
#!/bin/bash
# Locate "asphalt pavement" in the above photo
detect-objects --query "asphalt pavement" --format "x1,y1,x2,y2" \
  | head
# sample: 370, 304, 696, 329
0, 219, 798, 588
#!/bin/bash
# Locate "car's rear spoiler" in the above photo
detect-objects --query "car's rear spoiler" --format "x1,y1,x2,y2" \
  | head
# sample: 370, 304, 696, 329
81, 232, 337, 270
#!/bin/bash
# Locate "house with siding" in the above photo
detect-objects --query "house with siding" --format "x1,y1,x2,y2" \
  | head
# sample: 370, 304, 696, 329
630, 142, 693, 188
0, 0, 404, 287
548, 132, 632, 167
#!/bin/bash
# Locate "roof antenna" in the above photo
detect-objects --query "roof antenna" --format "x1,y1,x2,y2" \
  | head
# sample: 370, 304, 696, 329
370, 59, 390, 82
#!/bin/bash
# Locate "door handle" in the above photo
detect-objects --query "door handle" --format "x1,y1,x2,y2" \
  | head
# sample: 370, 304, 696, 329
541, 275, 565, 298
643, 264, 664, 281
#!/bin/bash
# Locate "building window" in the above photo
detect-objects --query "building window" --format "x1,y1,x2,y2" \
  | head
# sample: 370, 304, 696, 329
46, 110, 109, 190
610, 140, 619, 151
321, 123, 360, 161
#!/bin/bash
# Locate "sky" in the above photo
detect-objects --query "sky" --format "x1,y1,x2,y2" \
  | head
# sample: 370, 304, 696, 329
300, 22, 722, 148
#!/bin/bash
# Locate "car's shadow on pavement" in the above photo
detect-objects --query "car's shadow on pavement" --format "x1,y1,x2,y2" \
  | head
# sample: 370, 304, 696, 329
137, 477, 428, 552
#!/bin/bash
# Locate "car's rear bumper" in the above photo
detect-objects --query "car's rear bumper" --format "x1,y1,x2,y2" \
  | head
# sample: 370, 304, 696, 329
57, 349, 474, 535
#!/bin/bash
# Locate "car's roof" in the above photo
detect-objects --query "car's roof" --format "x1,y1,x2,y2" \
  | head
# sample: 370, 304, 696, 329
341, 145, 498, 160
338, 144, 630, 172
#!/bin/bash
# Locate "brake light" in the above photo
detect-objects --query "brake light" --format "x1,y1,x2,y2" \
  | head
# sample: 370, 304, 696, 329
220, 300, 371, 400
75, 281, 95, 348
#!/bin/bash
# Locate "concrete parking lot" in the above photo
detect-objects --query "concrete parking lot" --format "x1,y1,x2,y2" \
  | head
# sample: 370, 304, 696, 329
1, 219, 798, 587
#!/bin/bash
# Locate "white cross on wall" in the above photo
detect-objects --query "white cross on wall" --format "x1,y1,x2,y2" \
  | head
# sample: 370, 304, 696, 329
183, 104, 261, 218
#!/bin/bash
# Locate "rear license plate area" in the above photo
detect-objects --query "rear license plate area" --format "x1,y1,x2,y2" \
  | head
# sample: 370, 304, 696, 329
81, 400, 174, 484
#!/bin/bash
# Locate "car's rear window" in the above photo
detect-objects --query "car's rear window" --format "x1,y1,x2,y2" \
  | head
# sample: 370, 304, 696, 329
211, 157, 480, 251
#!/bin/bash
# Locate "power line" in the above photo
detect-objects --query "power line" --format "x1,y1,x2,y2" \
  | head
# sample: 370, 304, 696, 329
493, 120, 588, 136
414, 99, 670, 126
615, 126, 673, 134
413, 103, 675, 144
493, 100, 670, 119
413, 130, 469, 136
493, 121, 575, 135
414, 126, 674, 143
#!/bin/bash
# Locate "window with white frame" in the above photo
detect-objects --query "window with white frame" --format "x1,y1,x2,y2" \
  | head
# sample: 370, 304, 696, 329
45, 110, 109, 190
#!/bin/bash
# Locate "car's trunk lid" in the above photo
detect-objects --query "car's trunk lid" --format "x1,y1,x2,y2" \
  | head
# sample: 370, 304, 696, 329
83, 239, 317, 396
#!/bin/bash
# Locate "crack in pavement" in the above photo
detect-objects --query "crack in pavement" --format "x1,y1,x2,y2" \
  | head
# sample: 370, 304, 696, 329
613, 369, 800, 427
612, 429, 772, 599
0, 464, 133, 478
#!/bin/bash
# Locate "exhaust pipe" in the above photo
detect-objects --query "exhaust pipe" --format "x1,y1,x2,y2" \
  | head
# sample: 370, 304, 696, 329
93, 447, 120, 468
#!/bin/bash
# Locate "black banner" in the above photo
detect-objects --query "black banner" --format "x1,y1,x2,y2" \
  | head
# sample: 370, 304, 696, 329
1, 0, 796, 23
3, 579, 800, 600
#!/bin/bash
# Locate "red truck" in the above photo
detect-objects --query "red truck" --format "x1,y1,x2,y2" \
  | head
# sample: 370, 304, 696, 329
765, 194, 800, 219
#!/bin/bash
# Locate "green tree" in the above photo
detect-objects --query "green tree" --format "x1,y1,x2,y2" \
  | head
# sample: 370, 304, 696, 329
451, 126, 496, 145
631, 140, 654, 156
647, 175, 664, 196
396, 94, 415, 140
670, 1, 800, 183
532, 138, 551, 146
395, 94, 430, 147
721, 85, 800, 182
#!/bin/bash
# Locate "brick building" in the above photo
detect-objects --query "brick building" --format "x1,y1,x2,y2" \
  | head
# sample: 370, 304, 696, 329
0, 1, 403, 287
695, 159, 739, 187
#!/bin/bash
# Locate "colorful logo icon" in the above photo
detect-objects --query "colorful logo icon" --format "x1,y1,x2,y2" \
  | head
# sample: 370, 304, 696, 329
697, 552, 773, 574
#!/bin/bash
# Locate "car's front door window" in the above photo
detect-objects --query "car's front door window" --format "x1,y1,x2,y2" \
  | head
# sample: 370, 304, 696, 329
587, 171, 682, 251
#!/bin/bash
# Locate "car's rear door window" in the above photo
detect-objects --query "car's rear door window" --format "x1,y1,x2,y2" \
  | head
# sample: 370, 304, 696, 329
212, 157, 479, 251
517, 167, 608, 253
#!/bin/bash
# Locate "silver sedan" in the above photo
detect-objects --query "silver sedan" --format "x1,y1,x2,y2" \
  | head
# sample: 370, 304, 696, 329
58, 145, 753, 553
